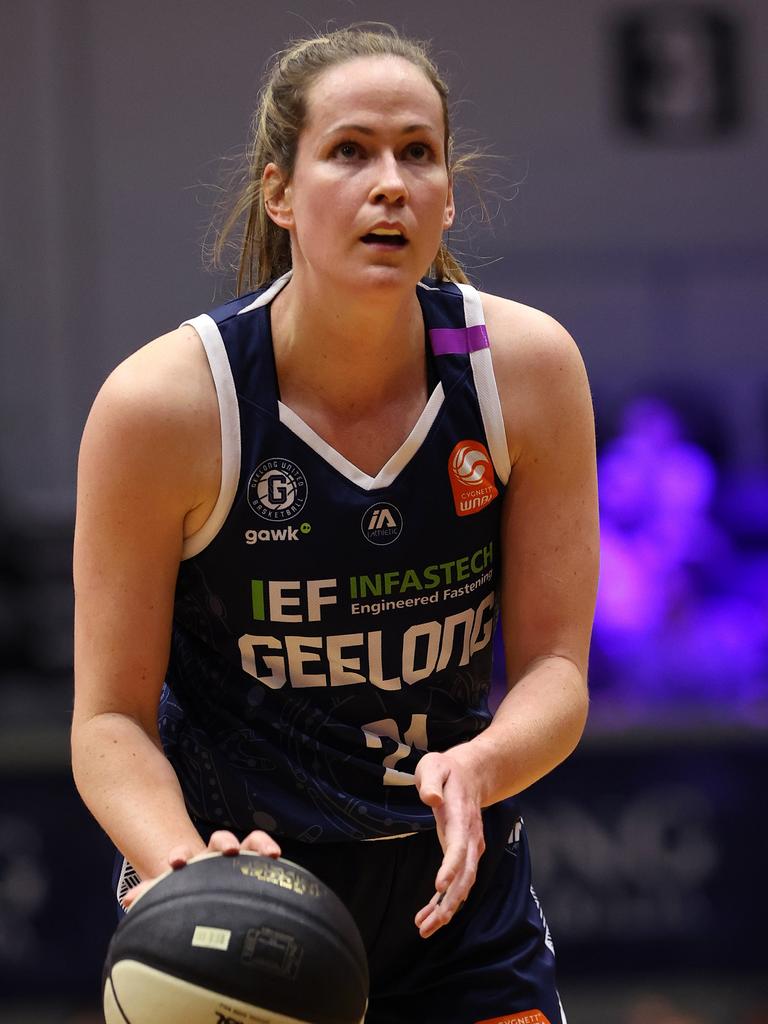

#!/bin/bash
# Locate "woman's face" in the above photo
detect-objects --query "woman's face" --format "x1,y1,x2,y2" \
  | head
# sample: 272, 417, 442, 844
268, 55, 455, 294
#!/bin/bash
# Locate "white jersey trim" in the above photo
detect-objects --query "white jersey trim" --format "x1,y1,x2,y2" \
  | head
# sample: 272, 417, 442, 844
180, 314, 241, 559
237, 270, 292, 313
456, 284, 512, 486
278, 382, 446, 492
178, 276, 507, 552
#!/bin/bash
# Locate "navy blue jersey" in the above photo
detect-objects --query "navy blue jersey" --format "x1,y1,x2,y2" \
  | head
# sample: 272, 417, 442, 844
160, 272, 512, 842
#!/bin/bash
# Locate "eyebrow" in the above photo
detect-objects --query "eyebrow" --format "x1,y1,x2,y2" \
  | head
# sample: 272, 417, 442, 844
323, 122, 438, 138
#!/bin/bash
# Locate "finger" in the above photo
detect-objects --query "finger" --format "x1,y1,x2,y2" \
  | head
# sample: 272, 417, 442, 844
417, 894, 453, 938
437, 829, 484, 903
434, 853, 459, 896
434, 832, 480, 893
432, 804, 485, 890
121, 878, 153, 910
167, 844, 198, 869
417, 884, 467, 938
416, 759, 450, 809
414, 889, 442, 928
239, 830, 282, 858
416, 838, 483, 937
207, 830, 242, 856
431, 819, 467, 893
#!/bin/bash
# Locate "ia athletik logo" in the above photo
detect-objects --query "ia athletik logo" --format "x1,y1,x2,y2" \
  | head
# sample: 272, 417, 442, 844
361, 502, 403, 545
248, 458, 308, 521
448, 440, 499, 517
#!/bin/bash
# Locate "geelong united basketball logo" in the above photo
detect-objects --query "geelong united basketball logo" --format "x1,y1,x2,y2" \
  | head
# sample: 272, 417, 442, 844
248, 458, 308, 521
448, 441, 499, 516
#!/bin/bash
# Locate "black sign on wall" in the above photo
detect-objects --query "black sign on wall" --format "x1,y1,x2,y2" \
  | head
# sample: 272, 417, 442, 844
524, 739, 768, 976
615, 4, 743, 140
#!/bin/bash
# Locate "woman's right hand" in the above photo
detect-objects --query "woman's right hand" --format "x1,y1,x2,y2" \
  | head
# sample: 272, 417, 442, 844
121, 828, 282, 910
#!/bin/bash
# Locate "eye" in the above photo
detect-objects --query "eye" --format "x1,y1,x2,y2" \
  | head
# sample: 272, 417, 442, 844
333, 140, 364, 160
403, 142, 434, 161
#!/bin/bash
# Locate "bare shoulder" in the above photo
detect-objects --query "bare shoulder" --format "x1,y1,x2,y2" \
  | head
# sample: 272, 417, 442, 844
79, 324, 219, 520
478, 291, 593, 462
93, 324, 214, 425
480, 291, 585, 375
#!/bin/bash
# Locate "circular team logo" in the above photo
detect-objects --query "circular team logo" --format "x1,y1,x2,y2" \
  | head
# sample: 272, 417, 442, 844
248, 458, 308, 521
361, 502, 403, 545
451, 444, 491, 486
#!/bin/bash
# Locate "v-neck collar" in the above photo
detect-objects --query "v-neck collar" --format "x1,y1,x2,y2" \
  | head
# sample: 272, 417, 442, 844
239, 272, 447, 492
277, 385, 445, 491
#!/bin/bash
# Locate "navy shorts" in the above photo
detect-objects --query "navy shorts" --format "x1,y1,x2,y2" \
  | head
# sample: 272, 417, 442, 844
113, 799, 564, 1024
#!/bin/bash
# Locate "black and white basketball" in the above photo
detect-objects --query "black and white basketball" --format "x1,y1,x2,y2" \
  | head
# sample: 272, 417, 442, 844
103, 852, 369, 1024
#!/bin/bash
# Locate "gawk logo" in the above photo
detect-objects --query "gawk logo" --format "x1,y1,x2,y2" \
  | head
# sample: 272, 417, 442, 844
448, 441, 498, 516
245, 523, 311, 544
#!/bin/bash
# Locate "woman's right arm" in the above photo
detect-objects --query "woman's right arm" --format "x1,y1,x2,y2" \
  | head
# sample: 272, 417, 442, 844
71, 328, 279, 885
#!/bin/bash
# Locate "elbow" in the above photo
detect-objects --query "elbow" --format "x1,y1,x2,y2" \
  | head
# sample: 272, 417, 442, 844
570, 684, 590, 754
548, 654, 590, 762
70, 710, 160, 792
566, 661, 590, 747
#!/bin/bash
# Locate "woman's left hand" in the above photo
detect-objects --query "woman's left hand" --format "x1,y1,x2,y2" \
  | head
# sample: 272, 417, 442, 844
413, 750, 486, 938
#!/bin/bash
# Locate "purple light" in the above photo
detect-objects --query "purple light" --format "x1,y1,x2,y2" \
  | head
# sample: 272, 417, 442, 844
591, 395, 768, 718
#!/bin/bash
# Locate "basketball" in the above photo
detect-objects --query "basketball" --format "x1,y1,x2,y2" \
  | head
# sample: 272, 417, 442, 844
103, 852, 369, 1024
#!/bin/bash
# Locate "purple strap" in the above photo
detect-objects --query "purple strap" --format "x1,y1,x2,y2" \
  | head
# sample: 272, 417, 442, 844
429, 324, 490, 356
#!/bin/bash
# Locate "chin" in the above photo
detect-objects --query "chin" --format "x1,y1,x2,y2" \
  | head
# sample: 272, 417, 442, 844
350, 260, 426, 293
299, 253, 427, 298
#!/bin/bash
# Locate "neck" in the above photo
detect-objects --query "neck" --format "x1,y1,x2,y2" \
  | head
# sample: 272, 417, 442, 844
270, 271, 427, 415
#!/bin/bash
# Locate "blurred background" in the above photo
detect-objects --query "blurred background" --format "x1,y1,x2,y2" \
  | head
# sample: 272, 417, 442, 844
1, 0, 766, 1020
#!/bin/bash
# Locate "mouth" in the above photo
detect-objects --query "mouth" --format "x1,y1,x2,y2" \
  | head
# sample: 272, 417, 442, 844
360, 228, 408, 248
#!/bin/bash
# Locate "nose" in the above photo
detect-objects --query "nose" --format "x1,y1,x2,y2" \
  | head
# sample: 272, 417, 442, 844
369, 151, 408, 206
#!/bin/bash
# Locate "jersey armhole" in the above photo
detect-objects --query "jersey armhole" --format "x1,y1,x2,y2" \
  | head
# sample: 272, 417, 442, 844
456, 284, 512, 485
180, 314, 241, 559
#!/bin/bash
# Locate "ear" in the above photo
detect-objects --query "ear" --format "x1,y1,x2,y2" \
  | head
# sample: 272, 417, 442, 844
262, 162, 294, 230
443, 181, 455, 231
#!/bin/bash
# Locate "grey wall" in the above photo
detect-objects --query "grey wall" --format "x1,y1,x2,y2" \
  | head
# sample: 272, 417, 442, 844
2, 0, 766, 518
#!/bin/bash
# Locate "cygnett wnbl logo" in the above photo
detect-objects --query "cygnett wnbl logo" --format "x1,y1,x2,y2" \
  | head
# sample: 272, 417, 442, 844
448, 440, 498, 517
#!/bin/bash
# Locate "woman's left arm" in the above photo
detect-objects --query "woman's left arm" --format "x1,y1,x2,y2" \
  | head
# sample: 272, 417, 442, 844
415, 298, 599, 936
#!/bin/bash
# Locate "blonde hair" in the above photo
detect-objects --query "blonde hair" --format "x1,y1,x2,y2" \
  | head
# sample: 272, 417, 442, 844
213, 25, 477, 292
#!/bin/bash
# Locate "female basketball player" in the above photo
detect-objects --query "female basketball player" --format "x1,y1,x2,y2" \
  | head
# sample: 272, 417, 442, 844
72, 27, 598, 1024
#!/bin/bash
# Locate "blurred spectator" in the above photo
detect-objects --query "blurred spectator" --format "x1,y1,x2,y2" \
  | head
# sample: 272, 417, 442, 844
591, 393, 768, 718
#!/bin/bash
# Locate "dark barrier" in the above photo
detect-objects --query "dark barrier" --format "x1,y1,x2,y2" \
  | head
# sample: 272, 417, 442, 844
1, 735, 766, 999
523, 734, 768, 975
0, 773, 115, 999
